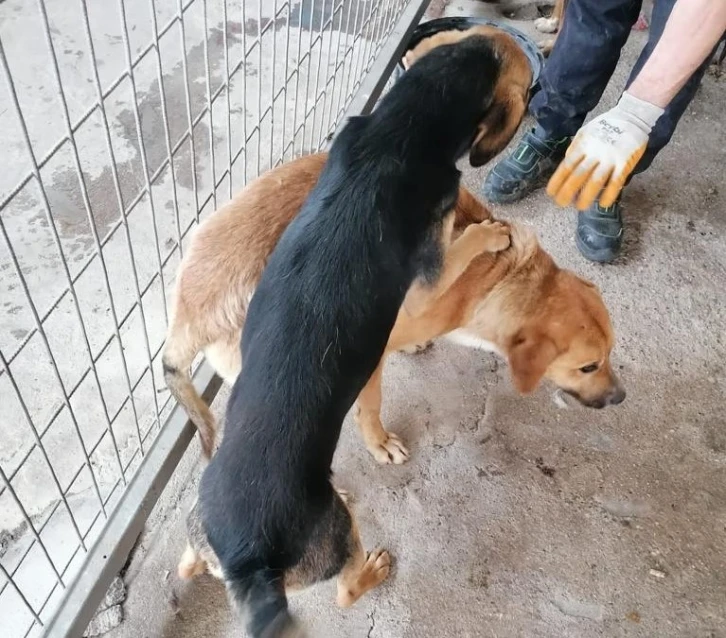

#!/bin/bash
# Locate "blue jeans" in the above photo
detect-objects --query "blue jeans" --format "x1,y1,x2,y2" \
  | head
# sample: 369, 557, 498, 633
530, 0, 722, 175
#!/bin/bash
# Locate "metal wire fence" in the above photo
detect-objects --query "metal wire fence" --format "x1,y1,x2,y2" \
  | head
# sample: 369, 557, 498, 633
0, 0, 425, 635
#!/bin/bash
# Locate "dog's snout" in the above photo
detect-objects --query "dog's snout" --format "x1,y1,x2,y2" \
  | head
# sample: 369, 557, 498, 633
607, 386, 626, 406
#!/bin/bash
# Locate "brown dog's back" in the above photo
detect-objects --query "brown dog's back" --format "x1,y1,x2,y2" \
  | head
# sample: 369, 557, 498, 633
162, 153, 491, 457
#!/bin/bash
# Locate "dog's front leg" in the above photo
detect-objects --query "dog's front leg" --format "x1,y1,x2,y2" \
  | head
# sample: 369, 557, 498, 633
354, 362, 410, 465
402, 219, 510, 318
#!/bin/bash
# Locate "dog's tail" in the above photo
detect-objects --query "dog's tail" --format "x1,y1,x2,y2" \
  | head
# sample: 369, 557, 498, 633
162, 339, 217, 459
227, 569, 304, 638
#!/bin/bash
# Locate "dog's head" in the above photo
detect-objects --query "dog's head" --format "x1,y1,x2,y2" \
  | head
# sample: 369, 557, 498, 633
505, 269, 624, 409
403, 26, 532, 167
461, 225, 624, 409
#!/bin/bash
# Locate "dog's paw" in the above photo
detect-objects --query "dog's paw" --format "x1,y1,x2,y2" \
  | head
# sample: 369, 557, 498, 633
368, 432, 410, 465
336, 549, 391, 607
477, 220, 511, 253
399, 340, 433, 355
177, 544, 206, 579
362, 549, 391, 586
534, 16, 559, 33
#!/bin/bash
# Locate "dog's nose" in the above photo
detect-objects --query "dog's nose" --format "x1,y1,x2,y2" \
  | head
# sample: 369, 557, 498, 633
608, 386, 626, 405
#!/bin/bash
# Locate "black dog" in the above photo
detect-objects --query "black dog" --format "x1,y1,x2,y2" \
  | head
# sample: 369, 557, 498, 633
199, 36, 509, 638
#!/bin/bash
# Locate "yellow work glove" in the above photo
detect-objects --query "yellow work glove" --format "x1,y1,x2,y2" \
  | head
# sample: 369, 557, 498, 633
547, 92, 664, 210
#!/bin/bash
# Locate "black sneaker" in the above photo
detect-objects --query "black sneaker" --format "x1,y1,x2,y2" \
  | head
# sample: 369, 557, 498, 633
576, 199, 623, 263
482, 129, 571, 204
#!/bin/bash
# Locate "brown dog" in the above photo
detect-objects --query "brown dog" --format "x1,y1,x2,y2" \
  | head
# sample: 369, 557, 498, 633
164, 26, 534, 461
163, 152, 624, 466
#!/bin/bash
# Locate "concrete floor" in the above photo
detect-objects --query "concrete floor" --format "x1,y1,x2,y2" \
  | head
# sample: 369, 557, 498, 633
110, 2, 726, 638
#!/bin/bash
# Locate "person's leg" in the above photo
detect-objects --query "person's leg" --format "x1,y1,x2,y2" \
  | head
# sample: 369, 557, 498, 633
577, 1, 723, 262
532, 0, 644, 139
484, 0, 642, 204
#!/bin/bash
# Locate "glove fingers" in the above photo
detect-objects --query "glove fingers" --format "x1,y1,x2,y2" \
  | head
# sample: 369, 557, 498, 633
599, 174, 625, 208
553, 158, 598, 208
576, 164, 613, 210
599, 144, 647, 207
546, 152, 584, 201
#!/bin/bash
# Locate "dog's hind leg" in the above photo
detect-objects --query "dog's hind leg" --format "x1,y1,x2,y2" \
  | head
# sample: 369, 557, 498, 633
334, 497, 391, 608
203, 331, 242, 385
281, 492, 390, 608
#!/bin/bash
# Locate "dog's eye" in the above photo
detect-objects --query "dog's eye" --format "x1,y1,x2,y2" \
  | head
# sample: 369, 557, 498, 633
579, 363, 599, 374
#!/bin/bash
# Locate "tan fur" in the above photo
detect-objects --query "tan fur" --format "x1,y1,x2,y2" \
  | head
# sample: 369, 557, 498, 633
164, 152, 622, 466
354, 222, 623, 462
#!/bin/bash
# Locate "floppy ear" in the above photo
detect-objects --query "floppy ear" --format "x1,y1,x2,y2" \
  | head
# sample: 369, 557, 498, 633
469, 88, 528, 167
506, 327, 557, 394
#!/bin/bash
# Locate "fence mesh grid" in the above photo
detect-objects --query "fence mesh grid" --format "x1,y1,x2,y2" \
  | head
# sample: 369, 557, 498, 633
0, 0, 413, 634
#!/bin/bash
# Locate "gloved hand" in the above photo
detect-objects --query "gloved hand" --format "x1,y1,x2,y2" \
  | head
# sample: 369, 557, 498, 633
546, 92, 664, 210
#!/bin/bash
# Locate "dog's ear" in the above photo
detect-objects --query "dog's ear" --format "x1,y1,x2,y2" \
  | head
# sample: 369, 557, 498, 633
469, 87, 528, 167
506, 326, 557, 394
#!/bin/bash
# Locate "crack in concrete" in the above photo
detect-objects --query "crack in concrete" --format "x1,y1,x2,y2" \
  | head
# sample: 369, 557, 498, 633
366, 609, 376, 638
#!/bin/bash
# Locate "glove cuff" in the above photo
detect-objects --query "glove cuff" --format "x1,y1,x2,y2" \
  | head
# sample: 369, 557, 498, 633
618, 92, 665, 131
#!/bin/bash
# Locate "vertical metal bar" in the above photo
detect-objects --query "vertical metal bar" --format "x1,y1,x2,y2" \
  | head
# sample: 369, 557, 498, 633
299, 0, 318, 151
333, 0, 362, 127
315, 0, 340, 149
115, 0, 176, 428
349, 0, 375, 105
279, 1, 292, 162
0, 36, 126, 493
256, 0, 263, 175
268, 0, 278, 170
201, 0, 218, 209
221, 0, 233, 198
176, 0, 201, 221
320, 0, 347, 147
145, 0, 185, 262
289, 0, 306, 156
382, 0, 399, 44
0, 446, 66, 588
240, 0, 249, 184
361, 2, 382, 73
0, 562, 43, 627
307, 0, 328, 150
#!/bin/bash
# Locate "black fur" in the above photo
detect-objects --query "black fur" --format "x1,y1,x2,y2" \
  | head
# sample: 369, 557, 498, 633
199, 36, 501, 637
